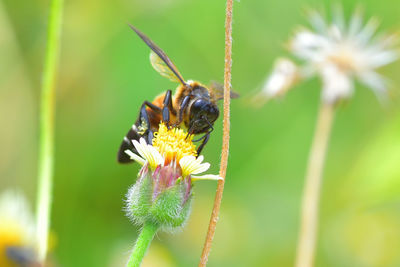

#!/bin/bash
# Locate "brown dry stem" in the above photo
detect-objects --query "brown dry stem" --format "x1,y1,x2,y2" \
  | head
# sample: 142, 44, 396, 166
198, 0, 233, 266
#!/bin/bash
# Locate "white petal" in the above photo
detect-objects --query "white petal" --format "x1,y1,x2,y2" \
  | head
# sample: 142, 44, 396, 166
348, 8, 363, 36
192, 174, 223, 181
357, 17, 379, 44
179, 156, 197, 177
180, 155, 211, 177
320, 64, 354, 103
131, 138, 163, 169
332, 5, 345, 33
132, 138, 149, 161
261, 58, 299, 98
124, 150, 145, 165
357, 71, 387, 96
366, 50, 398, 68
328, 25, 342, 41
147, 145, 164, 167
0, 190, 36, 245
308, 9, 328, 34
179, 156, 196, 170
290, 30, 329, 61
191, 162, 210, 175
196, 155, 204, 163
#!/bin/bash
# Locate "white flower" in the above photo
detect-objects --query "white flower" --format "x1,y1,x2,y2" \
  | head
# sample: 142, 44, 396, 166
125, 137, 221, 181
287, 7, 398, 103
260, 58, 299, 98
0, 190, 37, 264
125, 138, 163, 170
180, 155, 222, 181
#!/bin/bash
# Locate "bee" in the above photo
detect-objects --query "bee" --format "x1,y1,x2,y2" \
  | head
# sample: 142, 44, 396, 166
117, 25, 238, 163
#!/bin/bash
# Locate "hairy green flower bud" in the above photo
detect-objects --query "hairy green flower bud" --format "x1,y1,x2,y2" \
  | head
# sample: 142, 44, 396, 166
126, 165, 192, 230
126, 169, 153, 226
150, 182, 192, 228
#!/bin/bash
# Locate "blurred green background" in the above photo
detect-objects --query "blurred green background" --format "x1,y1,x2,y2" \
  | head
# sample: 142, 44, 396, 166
1, 0, 400, 266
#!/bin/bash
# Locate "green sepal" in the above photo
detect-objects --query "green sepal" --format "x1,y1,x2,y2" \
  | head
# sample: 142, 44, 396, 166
149, 183, 192, 229
128, 174, 153, 225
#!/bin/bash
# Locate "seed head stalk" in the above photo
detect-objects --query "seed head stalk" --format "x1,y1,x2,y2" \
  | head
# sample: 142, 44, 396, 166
295, 103, 335, 267
199, 0, 233, 265
36, 0, 64, 262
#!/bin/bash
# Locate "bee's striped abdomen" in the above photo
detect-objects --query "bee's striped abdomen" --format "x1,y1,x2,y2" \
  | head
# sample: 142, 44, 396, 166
117, 124, 142, 163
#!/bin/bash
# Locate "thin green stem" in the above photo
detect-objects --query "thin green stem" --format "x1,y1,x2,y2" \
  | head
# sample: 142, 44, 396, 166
295, 103, 335, 267
35, 0, 64, 262
127, 223, 159, 267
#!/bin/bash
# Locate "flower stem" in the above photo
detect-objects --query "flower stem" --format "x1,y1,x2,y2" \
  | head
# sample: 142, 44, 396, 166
199, 0, 233, 265
295, 103, 335, 267
35, 0, 64, 262
127, 223, 159, 267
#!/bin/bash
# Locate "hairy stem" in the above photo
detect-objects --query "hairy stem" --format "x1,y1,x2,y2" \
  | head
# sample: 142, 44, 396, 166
127, 223, 159, 267
35, 0, 64, 262
199, 0, 233, 265
295, 103, 335, 267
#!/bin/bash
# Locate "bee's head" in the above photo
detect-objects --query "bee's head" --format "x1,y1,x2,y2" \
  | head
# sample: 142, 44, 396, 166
187, 98, 219, 134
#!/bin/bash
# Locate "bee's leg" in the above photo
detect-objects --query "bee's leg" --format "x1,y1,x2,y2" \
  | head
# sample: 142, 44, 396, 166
192, 116, 214, 155
137, 103, 155, 145
196, 132, 210, 155
144, 101, 159, 144
191, 116, 214, 141
118, 102, 155, 163
144, 101, 162, 113
139, 103, 151, 126
174, 95, 190, 127
162, 90, 173, 127
147, 130, 154, 145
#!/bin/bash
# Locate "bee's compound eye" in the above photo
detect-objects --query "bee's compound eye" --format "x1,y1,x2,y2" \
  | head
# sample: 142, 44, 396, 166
189, 99, 219, 134
190, 99, 208, 120
205, 104, 219, 123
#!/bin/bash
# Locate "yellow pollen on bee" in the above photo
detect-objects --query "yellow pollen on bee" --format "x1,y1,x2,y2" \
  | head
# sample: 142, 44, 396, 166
152, 122, 197, 164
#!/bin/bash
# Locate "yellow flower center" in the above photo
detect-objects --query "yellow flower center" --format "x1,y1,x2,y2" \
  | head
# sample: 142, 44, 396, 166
152, 122, 197, 165
327, 45, 358, 73
0, 222, 25, 267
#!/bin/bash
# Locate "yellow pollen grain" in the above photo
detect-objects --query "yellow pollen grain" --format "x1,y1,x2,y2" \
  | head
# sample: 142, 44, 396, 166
152, 123, 197, 164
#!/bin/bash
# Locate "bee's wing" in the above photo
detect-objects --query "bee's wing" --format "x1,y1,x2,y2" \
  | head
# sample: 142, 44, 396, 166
128, 24, 186, 86
149, 51, 182, 83
210, 81, 240, 101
